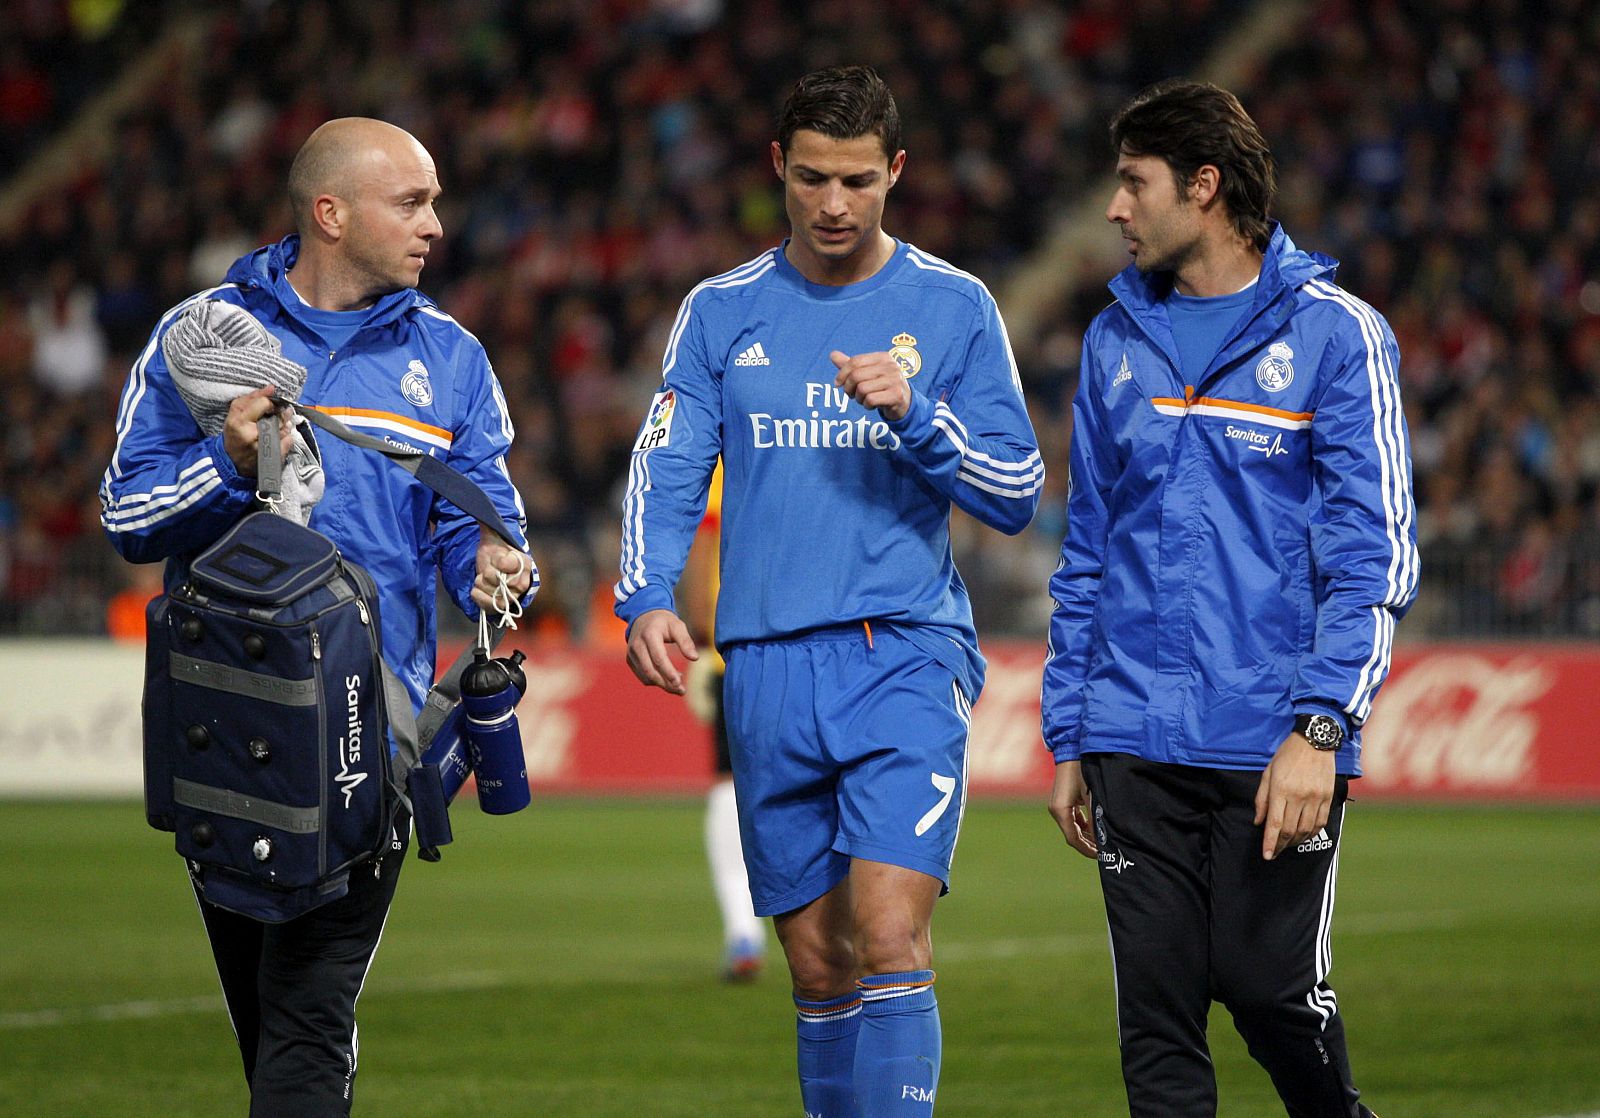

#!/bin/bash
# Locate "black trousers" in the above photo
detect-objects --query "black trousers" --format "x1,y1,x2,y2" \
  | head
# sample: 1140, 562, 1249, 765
192, 813, 408, 1118
1081, 753, 1370, 1118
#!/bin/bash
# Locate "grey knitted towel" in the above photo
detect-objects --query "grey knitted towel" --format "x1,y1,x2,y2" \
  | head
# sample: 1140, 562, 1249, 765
161, 300, 325, 524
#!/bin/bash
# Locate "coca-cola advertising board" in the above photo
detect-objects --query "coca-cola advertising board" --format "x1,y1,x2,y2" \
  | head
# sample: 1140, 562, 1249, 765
460, 639, 1600, 800
0, 640, 1597, 799
1358, 645, 1600, 799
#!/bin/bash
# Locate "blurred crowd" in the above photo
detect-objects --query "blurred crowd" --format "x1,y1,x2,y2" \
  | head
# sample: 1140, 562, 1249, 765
1, 0, 1597, 641
0, 0, 169, 170
1259, 0, 1600, 635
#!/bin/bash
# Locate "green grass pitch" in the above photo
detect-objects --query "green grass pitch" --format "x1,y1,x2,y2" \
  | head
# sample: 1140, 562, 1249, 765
2, 798, 1597, 1117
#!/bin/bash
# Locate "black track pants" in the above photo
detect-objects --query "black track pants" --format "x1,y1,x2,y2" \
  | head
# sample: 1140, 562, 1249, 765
1081, 753, 1369, 1118
193, 814, 408, 1118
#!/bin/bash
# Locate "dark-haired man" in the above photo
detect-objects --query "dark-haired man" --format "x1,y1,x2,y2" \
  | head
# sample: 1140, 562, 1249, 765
102, 117, 533, 1116
1043, 79, 1414, 1117
616, 66, 1040, 1117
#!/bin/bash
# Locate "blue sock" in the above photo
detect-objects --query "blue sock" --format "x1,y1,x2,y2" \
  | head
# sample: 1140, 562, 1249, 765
854, 970, 941, 1115
795, 991, 862, 1118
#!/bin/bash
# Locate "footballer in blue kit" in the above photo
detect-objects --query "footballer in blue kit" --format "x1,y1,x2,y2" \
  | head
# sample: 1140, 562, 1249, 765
615, 67, 1040, 1117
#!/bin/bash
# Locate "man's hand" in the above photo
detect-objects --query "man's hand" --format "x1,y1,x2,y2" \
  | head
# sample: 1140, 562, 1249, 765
1254, 732, 1337, 860
831, 350, 911, 422
1048, 760, 1098, 859
472, 526, 533, 612
223, 385, 293, 477
626, 608, 698, 695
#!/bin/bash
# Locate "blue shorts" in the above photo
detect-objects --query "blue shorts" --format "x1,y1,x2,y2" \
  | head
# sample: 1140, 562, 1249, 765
722, 623, 974, 917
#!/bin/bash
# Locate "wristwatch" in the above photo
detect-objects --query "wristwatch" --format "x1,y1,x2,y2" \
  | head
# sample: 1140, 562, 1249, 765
1294, 713, 1344, 752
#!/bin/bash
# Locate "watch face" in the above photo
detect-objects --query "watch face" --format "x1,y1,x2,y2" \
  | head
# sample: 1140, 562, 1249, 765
1305, 716, 1341, 749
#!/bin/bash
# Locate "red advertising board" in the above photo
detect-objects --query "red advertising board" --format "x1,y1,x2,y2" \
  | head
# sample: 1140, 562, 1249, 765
480, 639, 1600, 800
1358, 644, 1600, 800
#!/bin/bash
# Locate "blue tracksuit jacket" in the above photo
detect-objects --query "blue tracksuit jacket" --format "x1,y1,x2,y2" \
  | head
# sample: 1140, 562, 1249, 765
1041, 226, 1418, 775
613, 240, 1042, 698
101, 236, 531, 712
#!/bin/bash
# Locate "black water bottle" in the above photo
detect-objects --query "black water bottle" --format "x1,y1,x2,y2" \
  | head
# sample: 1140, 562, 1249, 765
461, 649, 531, 814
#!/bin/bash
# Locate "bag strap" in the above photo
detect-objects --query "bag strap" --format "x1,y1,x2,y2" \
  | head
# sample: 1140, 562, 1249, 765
256, 406, 518, 547
383, 639, 487, 783
255, 411, 286, 506
256, 408, 517, 781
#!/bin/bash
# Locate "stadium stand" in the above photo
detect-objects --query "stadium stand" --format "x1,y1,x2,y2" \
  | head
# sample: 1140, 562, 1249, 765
1, 0, 1595, 639
1227, 0, 1600, 637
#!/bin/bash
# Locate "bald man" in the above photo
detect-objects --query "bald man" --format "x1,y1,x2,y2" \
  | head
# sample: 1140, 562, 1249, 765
102, 119, 534, 1116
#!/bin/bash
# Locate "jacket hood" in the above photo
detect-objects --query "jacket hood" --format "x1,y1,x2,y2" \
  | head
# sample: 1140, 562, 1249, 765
1109, 223, 1338, 312
224, 235, 433, 330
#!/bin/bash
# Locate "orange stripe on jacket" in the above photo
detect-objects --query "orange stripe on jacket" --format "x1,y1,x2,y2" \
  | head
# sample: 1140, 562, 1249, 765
1151, 396, 1313, 423
310, 405, 453, 441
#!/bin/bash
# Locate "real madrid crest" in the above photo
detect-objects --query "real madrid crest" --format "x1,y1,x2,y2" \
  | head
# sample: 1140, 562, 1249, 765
401, 359, 433, 406
1255, 341, 1295, 393
889, 331, 922, 379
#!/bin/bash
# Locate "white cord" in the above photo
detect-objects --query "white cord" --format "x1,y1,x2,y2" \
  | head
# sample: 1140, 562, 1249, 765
474, 552, 527, 655
488, 552, 526, 630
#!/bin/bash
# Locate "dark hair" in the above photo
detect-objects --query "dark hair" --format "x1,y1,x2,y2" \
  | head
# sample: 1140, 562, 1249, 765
777, 65, 901, 161
1109, 79, 1277, 249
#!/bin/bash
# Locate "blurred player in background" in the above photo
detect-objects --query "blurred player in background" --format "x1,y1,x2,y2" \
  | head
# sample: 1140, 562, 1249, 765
1043, 79, 1416, 1117
615, 66, 1041, 1117
681, 460, 767, 982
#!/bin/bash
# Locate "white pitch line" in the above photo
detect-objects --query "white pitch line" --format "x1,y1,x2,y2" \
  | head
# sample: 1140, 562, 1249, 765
938, 933, 1103, 962
0, 912, 1477, 1030
0, 970, 509, 1031
0, 994, 224, 1029
1331, 909, 1464, 933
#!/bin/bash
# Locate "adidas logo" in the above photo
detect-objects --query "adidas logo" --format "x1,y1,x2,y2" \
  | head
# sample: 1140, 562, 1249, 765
1296, 828, 1333, 854
1112, 352, 1132, 387
734, 342, 771, 367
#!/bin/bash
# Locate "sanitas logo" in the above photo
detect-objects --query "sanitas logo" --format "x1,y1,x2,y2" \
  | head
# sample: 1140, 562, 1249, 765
381, 434, 425, 456
336, 674, 368, 807
1226, 424, 1288, 458
1099, 848, 1136, 873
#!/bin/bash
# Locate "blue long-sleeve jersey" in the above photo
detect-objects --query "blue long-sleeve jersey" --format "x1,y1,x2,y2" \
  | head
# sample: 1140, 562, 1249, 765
101, 237, 531, 712
614, 240, 1042, 699
1041, 226, 1419, 775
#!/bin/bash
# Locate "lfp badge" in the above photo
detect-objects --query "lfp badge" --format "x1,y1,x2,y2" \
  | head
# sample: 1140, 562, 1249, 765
637, 389, 677, 451
889, 332, 922, 379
